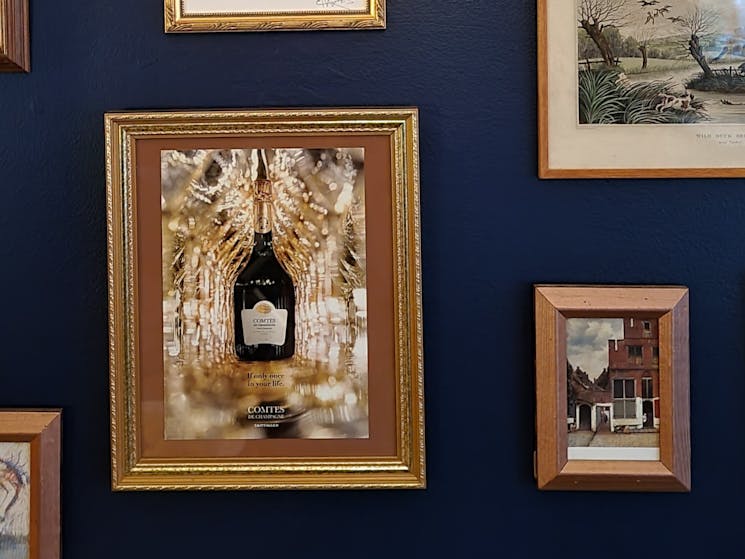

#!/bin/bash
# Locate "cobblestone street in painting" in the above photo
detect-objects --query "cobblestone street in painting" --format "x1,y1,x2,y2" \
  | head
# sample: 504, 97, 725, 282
569, 432, 659, 448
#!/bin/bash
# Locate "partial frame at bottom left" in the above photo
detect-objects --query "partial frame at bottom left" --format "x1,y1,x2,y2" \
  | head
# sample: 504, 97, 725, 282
0, 410, 61, 559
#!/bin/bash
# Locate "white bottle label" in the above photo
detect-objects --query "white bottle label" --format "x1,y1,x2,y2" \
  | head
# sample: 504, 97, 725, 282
241, 301, 288, 346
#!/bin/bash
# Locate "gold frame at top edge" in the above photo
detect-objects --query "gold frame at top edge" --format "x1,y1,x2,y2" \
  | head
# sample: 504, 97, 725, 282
105, 107, 424, 490
164, 0, 385, 32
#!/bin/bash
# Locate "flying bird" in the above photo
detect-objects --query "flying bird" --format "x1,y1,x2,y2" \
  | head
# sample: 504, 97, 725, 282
656, 5, 671, 15
646, 11, 656, 24
668, 16, 685, 24
639, 0, 659, 6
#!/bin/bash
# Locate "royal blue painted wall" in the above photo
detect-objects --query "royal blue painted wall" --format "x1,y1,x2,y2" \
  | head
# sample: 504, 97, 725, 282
0, 1, 742, 557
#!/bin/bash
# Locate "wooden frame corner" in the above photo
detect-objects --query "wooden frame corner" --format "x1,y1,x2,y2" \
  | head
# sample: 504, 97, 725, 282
0, 0, 30, 72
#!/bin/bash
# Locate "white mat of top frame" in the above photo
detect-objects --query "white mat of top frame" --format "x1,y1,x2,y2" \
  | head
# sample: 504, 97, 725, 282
182, 0, 368, 14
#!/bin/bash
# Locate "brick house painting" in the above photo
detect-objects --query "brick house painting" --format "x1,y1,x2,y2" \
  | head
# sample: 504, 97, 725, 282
568, 317, 659, 434
608, 317, 659, 431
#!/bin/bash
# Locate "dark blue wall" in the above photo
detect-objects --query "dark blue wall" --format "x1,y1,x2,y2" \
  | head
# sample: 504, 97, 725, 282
1, 1, 742, 557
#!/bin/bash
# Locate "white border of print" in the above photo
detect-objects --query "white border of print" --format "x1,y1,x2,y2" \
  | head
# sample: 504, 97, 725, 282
568, 447, 660, 461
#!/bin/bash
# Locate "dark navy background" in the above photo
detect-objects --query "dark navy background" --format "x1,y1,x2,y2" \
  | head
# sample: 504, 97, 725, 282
0, 1, 742, 557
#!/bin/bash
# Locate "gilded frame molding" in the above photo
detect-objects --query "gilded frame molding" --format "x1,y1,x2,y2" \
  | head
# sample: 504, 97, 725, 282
105, 107, 425, 490
534, 285, 690, 492
0, 0, 29, 72
164, 0, 385, 32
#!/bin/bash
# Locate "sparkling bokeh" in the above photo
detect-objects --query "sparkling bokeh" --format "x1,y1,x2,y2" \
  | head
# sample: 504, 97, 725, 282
161, 148, 368, 439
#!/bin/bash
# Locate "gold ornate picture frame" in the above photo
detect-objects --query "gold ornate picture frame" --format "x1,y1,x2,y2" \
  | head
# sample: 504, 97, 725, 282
534, 285, 690, 492
164, 0, 385, 32
0, 0, 30, 72
105, 107, 425, 490
0, 410, 61, 558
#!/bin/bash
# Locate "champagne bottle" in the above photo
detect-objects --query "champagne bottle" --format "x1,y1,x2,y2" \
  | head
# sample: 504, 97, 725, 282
234, 149, 296, 361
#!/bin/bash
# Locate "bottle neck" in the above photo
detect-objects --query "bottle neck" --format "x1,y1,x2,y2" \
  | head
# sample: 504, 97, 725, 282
253, 230, 274, 255
253, 178, 274, 255
254, 197, 272, 234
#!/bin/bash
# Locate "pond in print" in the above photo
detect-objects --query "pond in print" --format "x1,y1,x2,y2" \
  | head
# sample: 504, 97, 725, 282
626, 62, 745, 124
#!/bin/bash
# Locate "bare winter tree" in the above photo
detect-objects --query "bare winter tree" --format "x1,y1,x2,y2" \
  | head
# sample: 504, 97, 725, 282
633, 26, 656, 70
672, 5, 720, 78
578, 0, 630, 66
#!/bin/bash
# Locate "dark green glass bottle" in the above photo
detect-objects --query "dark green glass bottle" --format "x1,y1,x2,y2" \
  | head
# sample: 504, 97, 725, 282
234, 150, 296, 361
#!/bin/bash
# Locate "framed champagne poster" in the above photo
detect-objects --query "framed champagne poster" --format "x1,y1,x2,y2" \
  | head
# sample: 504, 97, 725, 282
534, 285, 690, 492
105, 107, 425, 490
164, 0, 386, 32
0, 410, 61, 559
539, 0, 745, 178
0, 0, 29, 72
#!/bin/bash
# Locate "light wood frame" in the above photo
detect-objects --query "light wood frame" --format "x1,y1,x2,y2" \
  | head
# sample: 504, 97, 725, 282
0, 0, 30, 72
0, 410, 61, 558
164, 0, 385, 33
106, 107, 424, 490
534, 285, 690, 492
536, 0, 745, 179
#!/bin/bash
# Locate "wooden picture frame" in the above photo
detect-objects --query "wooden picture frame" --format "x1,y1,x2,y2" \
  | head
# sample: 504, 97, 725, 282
106, 107, 425, 490
0, 410, 61, 559
0, 0, 30, 72
538, 0, 745, 178
534, 285, 690, 492
164, 0, 385, 33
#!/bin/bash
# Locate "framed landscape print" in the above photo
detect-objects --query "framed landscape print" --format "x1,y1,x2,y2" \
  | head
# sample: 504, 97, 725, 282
106, 107, 425, 490
0, 0, 29, 72
164, 0, 386, 32
539, 0, 745, 177
0, 410, 61, 559
534, 286, 690, 492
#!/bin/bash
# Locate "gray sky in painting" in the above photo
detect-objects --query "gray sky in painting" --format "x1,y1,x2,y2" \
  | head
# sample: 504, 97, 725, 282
618, 0, 745, 36
567, 319, 624, 380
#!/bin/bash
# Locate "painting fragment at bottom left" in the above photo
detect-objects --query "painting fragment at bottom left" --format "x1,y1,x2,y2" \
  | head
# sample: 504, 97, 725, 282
0, 442, 30, 559
0, 410, 61, 559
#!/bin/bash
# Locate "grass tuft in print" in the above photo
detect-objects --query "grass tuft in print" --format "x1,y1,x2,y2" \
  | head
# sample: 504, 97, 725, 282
579, 68, 707, 124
